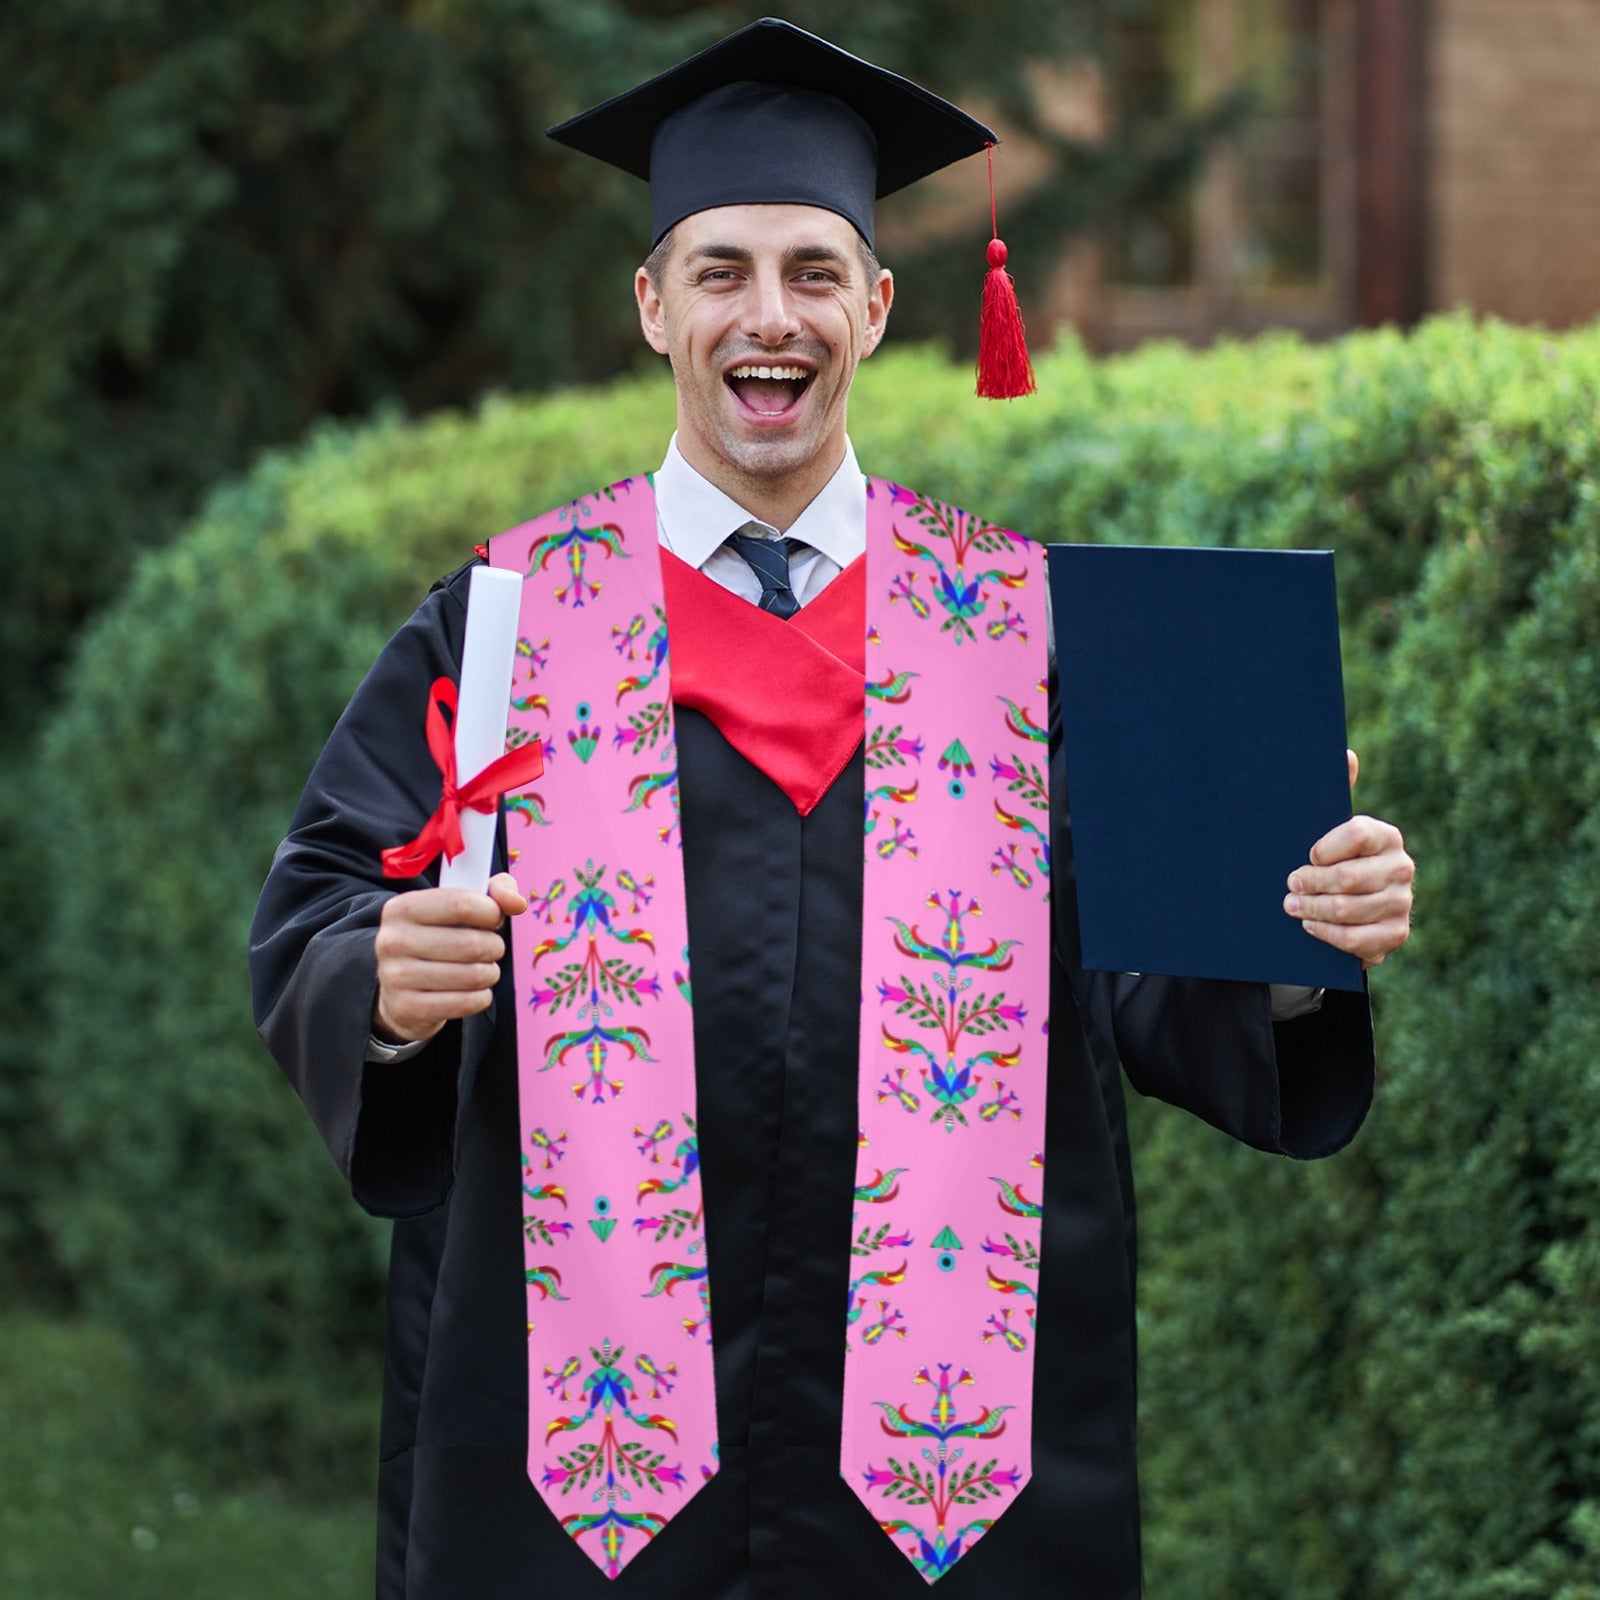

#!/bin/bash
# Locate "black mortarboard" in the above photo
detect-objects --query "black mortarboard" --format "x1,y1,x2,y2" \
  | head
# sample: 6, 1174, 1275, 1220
546, 17, 998, 249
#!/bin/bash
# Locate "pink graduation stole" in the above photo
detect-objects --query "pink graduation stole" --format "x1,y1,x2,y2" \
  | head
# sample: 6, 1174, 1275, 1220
487, 474, 1049, 1583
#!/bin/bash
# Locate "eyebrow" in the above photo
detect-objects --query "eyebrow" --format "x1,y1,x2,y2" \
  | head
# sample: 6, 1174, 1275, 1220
684, 242, 855, 273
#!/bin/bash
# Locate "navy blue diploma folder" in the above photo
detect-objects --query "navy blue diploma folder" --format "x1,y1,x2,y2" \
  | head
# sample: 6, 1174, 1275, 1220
1048, 544, 1364, 992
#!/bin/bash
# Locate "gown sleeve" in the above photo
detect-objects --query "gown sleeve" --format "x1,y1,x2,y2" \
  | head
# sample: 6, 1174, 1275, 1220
1047, 682, 1375, 1161
249, 561, 500, 1216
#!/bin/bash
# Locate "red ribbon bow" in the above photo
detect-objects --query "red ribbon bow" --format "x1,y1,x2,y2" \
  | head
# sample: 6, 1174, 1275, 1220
381, 677, 545, 879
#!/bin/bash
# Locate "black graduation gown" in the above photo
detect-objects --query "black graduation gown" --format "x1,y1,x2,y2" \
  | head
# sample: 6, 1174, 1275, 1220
250, 560, 1374, 1600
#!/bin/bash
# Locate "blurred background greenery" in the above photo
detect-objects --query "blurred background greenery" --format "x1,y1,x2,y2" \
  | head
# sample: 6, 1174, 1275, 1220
5, 1, 1600, 1595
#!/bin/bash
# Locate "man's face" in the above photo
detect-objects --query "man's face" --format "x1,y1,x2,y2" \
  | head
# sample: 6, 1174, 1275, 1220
635, 204, 893, 496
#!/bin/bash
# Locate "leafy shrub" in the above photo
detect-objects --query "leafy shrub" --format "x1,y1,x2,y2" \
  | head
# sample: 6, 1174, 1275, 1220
1125, 321, 1600, 1600
34, 378, 675, 1480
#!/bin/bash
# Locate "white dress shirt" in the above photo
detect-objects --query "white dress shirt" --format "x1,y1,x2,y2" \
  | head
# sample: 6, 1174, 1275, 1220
653, 433, 864, 604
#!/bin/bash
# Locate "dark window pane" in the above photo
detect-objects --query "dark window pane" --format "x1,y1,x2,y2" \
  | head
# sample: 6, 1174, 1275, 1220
1237, 0, 1324, 289
1108, 0, 1326, 295
1107, 0, 1200, 288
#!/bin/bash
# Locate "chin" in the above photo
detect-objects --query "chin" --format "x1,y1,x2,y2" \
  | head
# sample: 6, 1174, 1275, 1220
721, 432, 824, 481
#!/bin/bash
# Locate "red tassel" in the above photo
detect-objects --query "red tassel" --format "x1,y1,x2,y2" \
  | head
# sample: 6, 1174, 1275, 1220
977, 239, 1036, 399
976, 145, 1035, 400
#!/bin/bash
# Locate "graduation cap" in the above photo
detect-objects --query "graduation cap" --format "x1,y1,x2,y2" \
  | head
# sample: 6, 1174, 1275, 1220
548, 17, 1036, 397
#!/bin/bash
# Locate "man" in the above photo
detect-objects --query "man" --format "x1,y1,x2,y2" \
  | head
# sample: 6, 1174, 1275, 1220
250, 19, 1413, 1599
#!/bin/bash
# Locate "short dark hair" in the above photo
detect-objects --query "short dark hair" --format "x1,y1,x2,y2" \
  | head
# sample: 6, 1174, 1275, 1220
643, 227, 676, 291
642, 225, 883, 291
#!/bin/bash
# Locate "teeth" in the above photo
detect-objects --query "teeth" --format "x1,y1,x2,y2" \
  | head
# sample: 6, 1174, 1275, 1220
727, 365, 809, 381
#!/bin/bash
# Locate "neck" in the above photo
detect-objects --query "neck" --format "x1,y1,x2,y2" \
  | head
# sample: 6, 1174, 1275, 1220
676, 435, 846, 533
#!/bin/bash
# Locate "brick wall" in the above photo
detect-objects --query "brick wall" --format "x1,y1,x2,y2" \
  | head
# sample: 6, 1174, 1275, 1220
1431, 0, 1600, 327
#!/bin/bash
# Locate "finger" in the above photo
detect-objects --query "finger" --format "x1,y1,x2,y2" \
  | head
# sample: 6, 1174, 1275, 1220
1347, 748, 1359, 790
1302, 915, 1410, 966
374, 985, 494, 1043
382, 887, 509, 929
375, 923, 506, 965
380, 957, 504, 994
1288, 849, 1416, 899
1284, 882, 1413, 927
1307, 814, 1405, 869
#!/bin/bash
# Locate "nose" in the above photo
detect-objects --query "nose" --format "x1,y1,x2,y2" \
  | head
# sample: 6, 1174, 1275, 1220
745, 267, 801, 347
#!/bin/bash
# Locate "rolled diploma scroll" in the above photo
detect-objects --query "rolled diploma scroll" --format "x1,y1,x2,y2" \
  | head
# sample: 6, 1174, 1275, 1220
439, 565, 525, 893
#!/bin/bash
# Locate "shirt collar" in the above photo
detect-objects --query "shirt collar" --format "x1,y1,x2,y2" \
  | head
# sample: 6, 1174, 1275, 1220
654, 434, 866, 570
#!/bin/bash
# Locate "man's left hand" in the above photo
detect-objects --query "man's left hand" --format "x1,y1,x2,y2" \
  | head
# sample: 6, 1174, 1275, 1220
1284, 750, 1415, 968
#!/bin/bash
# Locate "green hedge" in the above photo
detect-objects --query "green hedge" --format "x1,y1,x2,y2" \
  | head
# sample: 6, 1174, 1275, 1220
34, 318, 1600, 1597
32, 377, 678, 1480
1123, 325, 1600, 1600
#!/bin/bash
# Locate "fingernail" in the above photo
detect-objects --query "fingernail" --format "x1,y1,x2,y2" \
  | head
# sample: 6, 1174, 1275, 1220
1289, 874, 1304, 893
1284, 895, 1301, 916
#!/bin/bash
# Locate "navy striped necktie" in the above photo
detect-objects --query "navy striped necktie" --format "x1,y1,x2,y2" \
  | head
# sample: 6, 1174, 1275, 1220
726, 526, 807, 620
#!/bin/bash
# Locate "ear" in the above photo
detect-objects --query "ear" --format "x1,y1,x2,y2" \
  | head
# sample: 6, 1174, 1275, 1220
861, 268, 894, 358
636, 266, 670, 356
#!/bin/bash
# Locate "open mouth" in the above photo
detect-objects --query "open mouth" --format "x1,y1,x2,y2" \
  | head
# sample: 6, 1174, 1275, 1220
725, 363, 813, 418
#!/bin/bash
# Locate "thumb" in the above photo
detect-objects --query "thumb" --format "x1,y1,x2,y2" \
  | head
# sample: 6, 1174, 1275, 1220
1347, 748, 1360, 792
488, 871, 529, 917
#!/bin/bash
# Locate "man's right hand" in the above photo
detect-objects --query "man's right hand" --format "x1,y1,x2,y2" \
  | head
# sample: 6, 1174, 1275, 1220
372, 872, 529, 1045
